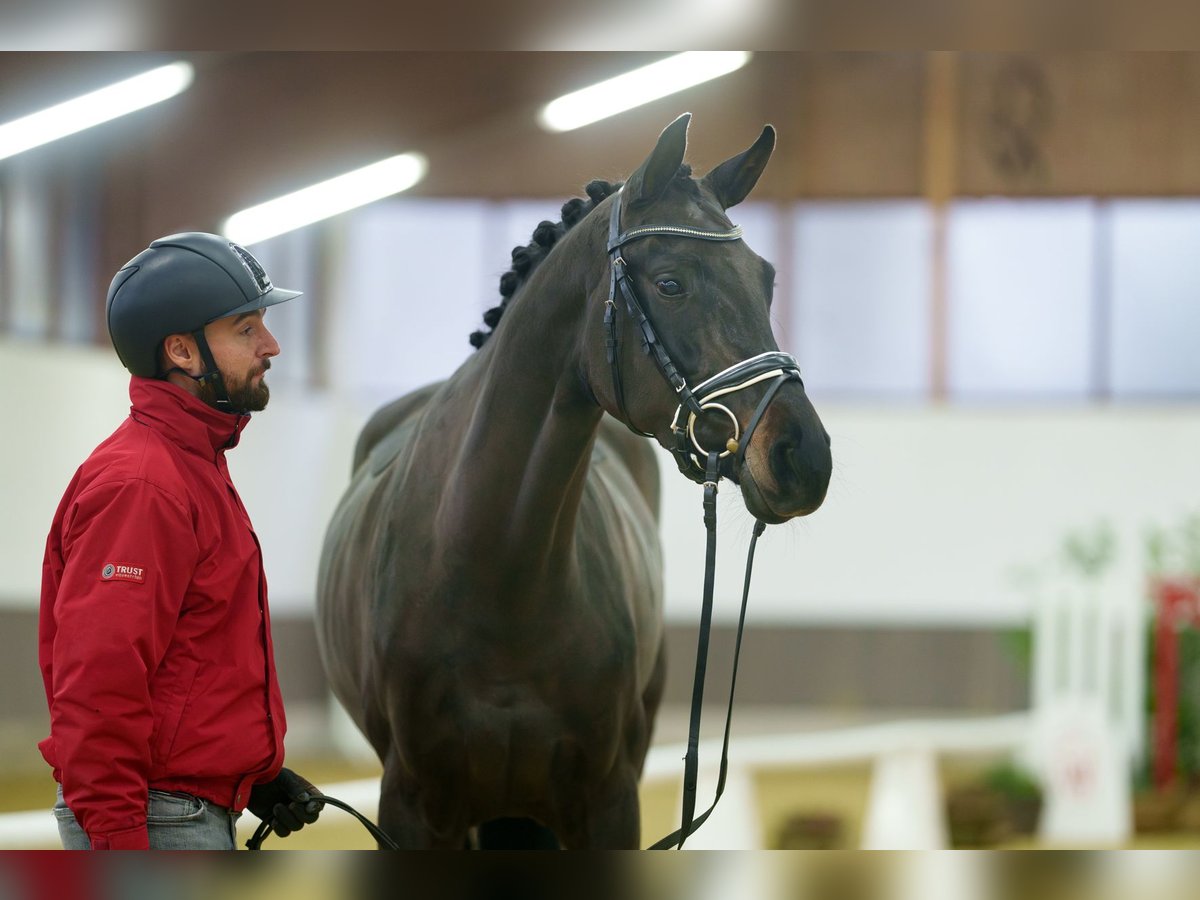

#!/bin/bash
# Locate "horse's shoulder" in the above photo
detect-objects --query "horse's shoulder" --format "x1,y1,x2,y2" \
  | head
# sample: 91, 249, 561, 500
594, 416, 661, 522
352, 381, 444, 472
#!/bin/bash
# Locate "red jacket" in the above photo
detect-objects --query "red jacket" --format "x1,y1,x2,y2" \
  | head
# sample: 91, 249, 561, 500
39, 378, 286, 849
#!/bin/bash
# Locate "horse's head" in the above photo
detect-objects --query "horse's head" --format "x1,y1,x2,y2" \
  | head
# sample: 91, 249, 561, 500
583, 114, 831, 523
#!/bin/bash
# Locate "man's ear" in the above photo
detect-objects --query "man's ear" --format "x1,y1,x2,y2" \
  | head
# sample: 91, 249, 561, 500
161, 333, 201, 376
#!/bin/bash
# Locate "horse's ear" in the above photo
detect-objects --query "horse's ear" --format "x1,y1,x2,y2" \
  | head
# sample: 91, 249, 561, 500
626, 113, 691, 205
701, 124, 776, 210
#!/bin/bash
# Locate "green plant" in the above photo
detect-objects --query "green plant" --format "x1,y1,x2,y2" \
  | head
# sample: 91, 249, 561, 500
1146, 512, 1200, 577
1181, 627, 1200, 783
1001, 521, 1118, 676
946, 764, 1045, 846
1062, 521, 1117, 580
982, 761, 1044, 837
983, 761, 1042, 800
1142, 512, 1200, 787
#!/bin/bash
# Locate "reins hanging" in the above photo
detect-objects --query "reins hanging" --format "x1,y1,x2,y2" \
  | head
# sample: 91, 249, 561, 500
245, 794, 399, 850
646, 457, 770, 850
601, 187, 802, 849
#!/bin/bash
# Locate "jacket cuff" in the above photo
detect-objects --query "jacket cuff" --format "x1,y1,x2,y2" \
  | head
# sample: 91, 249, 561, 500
89, 824, 150, 850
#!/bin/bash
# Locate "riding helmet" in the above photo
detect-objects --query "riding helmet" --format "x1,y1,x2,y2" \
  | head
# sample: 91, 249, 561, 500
106, 232, 302, 377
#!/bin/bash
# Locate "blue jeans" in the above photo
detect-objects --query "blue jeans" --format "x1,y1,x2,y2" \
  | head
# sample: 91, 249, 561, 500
54, 784, 242, 850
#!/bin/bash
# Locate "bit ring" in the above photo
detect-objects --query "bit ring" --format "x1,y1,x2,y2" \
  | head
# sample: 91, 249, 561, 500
687, 403, 740, 459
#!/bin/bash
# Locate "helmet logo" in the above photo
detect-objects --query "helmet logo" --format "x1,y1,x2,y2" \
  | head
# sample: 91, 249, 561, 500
230, 242, 273, 295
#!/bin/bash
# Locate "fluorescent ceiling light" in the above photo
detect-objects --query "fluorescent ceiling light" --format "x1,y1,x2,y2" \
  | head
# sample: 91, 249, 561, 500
222, 153, 428, 246
534, 0, 769, 51
0, 62, 193, 161
539, 52, 752, 133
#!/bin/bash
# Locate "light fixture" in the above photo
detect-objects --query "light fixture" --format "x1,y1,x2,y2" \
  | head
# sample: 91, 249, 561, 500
0, 62, 194, 161
538, 52, 752, 133
534, 0, 769, 52
222, 153, 428, 245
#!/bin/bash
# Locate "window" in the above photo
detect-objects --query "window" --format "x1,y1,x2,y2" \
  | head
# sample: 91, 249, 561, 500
790, 201, 932, 399
330, 199, 489, 405
947, 199, 1096, 401
1108, 200, 1200, 399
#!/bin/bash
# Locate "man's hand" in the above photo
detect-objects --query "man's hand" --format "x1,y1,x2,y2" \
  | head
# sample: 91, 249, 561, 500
247, 768, 324, 837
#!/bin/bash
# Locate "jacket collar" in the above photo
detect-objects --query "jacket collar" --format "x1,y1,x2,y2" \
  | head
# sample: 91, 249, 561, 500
129, 377, 250, 457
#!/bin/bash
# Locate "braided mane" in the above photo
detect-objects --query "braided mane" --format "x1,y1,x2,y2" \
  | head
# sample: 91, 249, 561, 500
468, 165, 695, 349
468, 179, 620, 349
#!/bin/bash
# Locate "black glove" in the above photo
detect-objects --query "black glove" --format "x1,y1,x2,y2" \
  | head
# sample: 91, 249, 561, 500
247, 767, 324, 838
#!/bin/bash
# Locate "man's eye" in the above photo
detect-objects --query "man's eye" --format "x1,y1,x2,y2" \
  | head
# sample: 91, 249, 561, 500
656, 279, 684, 297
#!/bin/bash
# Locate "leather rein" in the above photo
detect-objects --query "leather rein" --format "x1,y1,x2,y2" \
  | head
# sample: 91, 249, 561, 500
603, 187, 803, 849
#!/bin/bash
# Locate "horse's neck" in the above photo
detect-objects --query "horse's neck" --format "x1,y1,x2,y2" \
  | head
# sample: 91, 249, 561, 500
438, 234, 603, 582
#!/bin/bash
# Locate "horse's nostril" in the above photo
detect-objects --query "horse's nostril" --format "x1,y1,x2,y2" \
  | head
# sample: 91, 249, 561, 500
771, 434, 830, 486
770, 439, 800, 481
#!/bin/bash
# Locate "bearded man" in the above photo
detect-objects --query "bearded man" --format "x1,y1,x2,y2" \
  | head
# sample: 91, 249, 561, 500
38, 233, 324, 849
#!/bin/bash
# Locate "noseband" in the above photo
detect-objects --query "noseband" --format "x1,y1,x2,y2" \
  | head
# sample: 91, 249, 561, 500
604, 186, 803, 485
603, 187, 808, 849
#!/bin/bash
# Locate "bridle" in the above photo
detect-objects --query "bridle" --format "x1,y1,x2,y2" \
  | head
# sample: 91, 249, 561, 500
604, 187, 803, 484
603, 186, 805, 849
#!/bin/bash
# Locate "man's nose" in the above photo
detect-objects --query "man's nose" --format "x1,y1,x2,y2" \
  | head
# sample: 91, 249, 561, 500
262, 326, 280, 357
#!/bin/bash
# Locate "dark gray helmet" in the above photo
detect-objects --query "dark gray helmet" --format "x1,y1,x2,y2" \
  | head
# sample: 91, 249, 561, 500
106, 232, 302, 378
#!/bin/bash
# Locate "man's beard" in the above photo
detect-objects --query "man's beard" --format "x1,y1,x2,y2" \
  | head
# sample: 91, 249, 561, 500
197, 362, 271, 413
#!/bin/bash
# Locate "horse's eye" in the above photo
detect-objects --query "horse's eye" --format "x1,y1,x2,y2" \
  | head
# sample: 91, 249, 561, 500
655, 279, 684, 298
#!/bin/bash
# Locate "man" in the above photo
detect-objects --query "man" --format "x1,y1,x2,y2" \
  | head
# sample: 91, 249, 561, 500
39, 233, 323, 850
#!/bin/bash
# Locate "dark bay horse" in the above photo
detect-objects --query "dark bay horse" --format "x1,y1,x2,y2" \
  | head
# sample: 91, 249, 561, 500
316, 114, 832, 849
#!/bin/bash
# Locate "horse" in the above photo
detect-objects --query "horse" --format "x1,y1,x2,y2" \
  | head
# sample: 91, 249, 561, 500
315, 114, 832, 849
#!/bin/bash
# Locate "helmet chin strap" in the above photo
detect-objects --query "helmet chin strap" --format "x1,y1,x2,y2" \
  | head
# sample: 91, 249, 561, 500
164, 329, 234, 411
192, 328, 234, 410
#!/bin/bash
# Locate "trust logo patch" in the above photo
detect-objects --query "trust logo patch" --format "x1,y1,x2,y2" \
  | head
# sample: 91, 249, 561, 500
100, 562, 145, 584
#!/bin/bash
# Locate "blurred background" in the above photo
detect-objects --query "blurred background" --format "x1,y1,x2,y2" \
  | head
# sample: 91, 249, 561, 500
2, 50, 1200, 850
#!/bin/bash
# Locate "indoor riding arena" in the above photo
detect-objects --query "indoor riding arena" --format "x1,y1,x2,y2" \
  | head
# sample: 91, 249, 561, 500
1, 48, 1200, 876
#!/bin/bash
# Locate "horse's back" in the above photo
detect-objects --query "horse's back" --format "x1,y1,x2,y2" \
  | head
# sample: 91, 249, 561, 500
352, 381, 444, 472
356, 382, 660, 514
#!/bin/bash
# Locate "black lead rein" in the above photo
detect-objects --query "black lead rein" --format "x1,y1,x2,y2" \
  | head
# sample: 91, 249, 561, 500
647, 366, 794, 850
246, 795, 399, 850
646, 455, 769, 850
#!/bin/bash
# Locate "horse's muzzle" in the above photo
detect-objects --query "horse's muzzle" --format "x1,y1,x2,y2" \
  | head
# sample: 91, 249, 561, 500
739, 399, 831, 521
